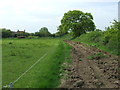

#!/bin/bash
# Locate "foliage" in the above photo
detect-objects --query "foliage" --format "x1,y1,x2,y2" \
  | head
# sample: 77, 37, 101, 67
102, 20, 119, 45
95, 29, 102, 32
1, 27, 52, 38
58, 10, 95, 38
87, 53, 107, 60
76, 31, 103, 43
56, 25, 68, 37
1, 28, 32, 38
103, 20, 119, 54
37, 27, 51, 37
79, 58, 83, 61
1, 28, 12, 38
74, 20, 119, 55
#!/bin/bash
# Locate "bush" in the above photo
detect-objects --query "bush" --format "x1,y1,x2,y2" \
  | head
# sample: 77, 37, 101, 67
87, 31, 102, 43
74, 20, 120, 55
77, 31, 102, 43
1, 28, 12, 38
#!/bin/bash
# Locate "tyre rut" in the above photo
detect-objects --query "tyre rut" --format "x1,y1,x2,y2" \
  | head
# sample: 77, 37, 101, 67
60, 40, 119, 88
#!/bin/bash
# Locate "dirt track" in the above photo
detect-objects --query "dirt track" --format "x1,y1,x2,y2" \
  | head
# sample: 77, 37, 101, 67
60, 40, 119, 88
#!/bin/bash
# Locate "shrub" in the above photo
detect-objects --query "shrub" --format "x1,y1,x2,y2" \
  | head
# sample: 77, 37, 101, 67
75, 20, 120, 55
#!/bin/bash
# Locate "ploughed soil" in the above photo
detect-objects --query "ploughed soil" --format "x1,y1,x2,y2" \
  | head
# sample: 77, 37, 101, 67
60, 40, 119, 88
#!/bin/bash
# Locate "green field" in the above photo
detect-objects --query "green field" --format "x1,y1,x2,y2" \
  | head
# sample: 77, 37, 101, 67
2, 38, 71, 88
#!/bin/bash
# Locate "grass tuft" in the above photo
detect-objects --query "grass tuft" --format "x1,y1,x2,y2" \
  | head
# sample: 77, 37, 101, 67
87, 53, 107, 60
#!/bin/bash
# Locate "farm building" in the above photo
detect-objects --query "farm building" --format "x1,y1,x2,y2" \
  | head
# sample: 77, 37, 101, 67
17, 30, 26, 38
12, 30, 26, 38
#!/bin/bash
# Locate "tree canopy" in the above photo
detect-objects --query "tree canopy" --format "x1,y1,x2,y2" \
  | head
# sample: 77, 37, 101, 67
1, 28, 12, 38
35, 27, 51, 37
58, 10, 96, 37
1, 27, 52, 38
103, 20, 120, 45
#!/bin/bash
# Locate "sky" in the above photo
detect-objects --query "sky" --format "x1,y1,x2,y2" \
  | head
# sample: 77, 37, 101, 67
0, 0, 119, 33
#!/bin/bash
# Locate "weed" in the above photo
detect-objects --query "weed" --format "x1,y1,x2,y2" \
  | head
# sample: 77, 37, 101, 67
87, 53, 107, 60
116, 68, 120, 72
10, 52, 16, 56
79, 58, 83, 61
9, 42, 13, 44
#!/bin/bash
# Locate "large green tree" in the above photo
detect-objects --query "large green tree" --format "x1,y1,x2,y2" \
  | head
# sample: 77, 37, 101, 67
35, 27, 51, 37
59, 10, 95, 37
39, 27, 51, 37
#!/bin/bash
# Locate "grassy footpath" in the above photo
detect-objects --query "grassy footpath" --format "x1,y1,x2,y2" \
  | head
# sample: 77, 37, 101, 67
31, 41, 71, 88
2, 38, 71, 88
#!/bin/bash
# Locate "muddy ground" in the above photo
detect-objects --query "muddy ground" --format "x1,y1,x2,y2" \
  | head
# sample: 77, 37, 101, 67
60, 40, 119, 88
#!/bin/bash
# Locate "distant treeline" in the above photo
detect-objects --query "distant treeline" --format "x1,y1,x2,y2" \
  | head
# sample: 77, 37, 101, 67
1, 10, 120, 40
0, 27, 56, 38
1, 10, 96, 38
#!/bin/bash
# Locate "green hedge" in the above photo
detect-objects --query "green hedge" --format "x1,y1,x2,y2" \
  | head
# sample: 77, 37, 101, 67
74, 20, 119, 55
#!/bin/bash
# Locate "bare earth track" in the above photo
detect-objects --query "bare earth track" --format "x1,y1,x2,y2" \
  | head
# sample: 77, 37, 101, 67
60, 40, 119, 88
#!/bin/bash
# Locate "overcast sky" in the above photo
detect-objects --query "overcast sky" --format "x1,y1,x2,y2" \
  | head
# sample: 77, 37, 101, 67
0, 0, 119, 33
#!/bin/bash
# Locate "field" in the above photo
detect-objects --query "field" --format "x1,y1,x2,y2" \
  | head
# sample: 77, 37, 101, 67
2, 34, 119, 88
2, 38, 71, 88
